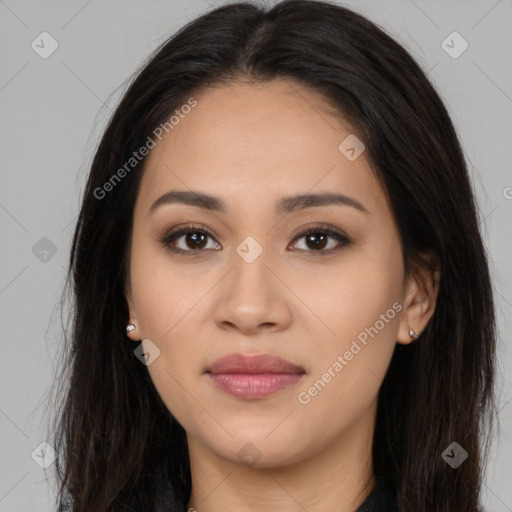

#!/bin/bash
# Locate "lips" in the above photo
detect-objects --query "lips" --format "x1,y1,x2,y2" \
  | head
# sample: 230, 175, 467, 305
205, 353, 305, 400
206, 353, 305, 375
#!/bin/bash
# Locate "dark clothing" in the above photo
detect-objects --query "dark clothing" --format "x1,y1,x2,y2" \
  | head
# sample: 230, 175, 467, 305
356, 478, 398, 512
153, 476, 398, 512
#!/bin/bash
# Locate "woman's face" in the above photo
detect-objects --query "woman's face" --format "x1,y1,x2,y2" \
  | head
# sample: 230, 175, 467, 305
125, 79, 425, 468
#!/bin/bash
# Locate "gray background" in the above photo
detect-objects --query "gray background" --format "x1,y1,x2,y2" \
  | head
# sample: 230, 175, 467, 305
0, 0, 511, 510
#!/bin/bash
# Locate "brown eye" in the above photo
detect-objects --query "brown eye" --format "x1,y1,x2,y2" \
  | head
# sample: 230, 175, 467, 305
160, 223, 351, 256
160, 225, 220, 254
290, 225, 351, 255
302, 232, 329, 250
178, 231, 209, 250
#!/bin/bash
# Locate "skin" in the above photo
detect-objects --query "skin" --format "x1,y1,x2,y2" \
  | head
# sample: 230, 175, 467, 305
125, 78, 439, 512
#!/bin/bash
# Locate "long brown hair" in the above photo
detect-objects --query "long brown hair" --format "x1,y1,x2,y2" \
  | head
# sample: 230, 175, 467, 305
47, 1, 497, 510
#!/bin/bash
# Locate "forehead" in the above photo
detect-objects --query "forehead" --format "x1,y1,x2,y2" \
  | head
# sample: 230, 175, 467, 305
136, 79, 387, 218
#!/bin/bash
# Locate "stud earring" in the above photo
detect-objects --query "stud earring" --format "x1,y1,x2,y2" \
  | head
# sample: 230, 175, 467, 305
408, 328, 419, 339
126, 324, 135, 333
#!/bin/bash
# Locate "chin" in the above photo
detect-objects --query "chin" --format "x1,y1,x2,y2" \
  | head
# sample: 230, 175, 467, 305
204, 431, 311, 469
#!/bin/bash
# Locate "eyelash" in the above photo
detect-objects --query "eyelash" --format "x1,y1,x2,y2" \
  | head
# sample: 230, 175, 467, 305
159, 223, 351, 257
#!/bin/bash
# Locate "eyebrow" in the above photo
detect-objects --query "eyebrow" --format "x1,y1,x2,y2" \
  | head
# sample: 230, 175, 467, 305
149, 190, 369, 215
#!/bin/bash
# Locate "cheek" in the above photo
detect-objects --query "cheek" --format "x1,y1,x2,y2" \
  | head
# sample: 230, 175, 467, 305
295, 252, 403, 398
129, 248, 216, 391
129, 254, 209, 427
293, 303, 399, 433
129, 242, 202, 335
298, 248, 403, 342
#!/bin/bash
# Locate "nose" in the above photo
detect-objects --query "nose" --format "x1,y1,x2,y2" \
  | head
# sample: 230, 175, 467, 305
213, 248, 292, 335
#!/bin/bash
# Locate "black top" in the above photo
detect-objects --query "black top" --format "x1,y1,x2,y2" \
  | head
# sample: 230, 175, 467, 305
356, 478, 398, 512
151, 476, 398, 512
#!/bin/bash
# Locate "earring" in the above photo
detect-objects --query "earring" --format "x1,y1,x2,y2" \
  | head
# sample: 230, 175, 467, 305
409, 328, 419, 339
126, 324, 135, 333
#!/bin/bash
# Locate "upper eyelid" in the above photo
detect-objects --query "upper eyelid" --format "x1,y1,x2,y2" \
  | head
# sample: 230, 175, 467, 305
163, 223, 347, 239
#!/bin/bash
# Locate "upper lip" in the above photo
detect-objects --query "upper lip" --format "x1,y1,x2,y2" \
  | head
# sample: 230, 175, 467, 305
206, 353, 305, 374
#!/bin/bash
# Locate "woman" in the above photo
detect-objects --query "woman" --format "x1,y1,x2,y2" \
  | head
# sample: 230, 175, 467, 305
48, 1, 497, 510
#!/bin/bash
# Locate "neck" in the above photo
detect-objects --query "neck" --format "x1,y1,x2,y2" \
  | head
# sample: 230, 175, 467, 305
185, 401, 376, 512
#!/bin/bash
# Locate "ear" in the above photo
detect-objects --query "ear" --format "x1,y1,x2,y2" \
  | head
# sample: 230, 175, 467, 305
124, 277, 141, 341
397, 251, 441, 345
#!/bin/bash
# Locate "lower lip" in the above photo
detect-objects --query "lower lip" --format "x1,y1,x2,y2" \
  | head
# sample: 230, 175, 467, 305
207, 373, 304, 399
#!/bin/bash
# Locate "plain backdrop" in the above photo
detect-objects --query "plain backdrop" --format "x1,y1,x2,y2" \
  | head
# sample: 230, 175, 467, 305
0, 0, 511, 510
